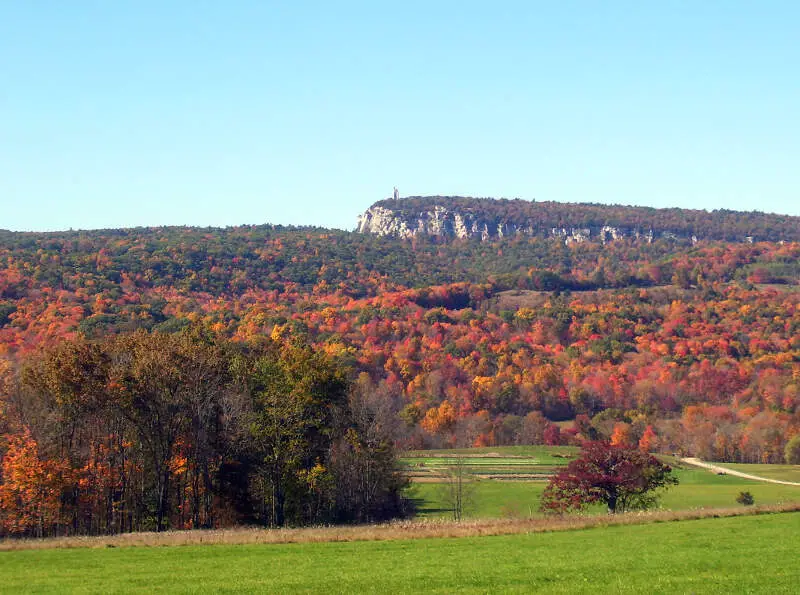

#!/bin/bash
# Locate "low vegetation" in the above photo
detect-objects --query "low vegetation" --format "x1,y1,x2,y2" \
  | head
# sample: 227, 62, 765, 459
721, 463, 800, 483
0, 502, 796, 552
736, 491, 755, 506
1, 510, 798, 592
403, 446, 800, 520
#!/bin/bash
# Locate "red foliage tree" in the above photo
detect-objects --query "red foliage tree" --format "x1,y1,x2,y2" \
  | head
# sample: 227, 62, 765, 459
540, 441, 677, 514
543, 424, 562, 446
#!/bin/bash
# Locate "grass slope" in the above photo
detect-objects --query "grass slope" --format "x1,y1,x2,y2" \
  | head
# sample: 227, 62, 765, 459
1, 512, 797, 593
403, 448, 800, 519
409, 470, 800, 519
720, 464, 800, 483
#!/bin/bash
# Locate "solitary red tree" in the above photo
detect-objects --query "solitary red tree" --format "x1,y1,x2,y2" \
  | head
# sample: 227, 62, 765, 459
540, 441, 677, 514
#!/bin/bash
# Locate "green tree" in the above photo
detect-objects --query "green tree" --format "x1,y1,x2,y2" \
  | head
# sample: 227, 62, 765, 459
785, 435, 800, 465
246, 342, 348, 527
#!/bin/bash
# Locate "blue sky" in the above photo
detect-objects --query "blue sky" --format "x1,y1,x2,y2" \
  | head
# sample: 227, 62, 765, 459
2, 1, 798, 231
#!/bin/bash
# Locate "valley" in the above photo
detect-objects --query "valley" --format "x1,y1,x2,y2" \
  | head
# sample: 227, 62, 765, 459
0, 198, 798, 592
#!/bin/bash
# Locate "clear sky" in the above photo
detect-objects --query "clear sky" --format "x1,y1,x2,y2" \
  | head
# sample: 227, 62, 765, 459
2, 1, 799, 232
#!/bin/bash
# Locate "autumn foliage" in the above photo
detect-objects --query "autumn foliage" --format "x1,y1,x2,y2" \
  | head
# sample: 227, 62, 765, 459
0, 331, 408, 537
0, 430, 73, 536
540, 441, 678, 514
0, 218, 799, 534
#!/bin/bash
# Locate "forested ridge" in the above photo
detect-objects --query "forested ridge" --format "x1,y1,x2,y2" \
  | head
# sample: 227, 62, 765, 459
0, 202, 799, 536
367, 196, 800, 242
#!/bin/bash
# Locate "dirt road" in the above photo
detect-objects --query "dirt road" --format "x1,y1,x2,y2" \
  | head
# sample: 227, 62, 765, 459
680, 458, 800, 486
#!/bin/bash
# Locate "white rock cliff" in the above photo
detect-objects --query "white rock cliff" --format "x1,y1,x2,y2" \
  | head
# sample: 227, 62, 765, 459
356, 205, 662, 244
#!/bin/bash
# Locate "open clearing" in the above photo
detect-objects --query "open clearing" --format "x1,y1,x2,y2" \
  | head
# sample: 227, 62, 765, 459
403, 447, 800, 519
712, 463, 800, 484
1, 511, 798, 593
2, 446, 797, 593
409, 468, 800, 519
681, 458, 800, 486
401, 445, 576, 483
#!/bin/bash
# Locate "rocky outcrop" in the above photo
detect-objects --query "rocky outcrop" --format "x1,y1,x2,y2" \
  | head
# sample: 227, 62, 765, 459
356, 206, 417, 238
355, 196, 793, 244
357, 205, 660, 244
356, 205, 525, 240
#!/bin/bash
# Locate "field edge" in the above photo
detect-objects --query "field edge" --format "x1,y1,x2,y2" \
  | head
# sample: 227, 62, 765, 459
2, 502, 798, 552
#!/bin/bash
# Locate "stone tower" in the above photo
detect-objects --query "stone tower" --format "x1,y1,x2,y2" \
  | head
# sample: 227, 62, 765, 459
393, 186, 399, 200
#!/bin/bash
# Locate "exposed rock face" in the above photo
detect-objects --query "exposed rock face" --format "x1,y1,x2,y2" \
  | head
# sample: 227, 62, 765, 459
551, 227, 591, 244
357, 205, 510, 240
356, 196, 798, 244
357, 205, 658, 244
356, 206, 416, 238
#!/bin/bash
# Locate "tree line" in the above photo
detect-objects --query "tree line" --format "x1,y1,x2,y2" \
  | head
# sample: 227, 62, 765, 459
0, 221, 798, 484
0, 329, 408, 537
1, 221, 798, 305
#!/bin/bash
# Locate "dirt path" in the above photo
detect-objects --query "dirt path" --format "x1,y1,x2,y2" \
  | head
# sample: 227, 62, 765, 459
680, 458, 800, 486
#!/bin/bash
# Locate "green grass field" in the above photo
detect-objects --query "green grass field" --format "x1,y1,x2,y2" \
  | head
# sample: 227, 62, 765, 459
721, 463, 800, 483
401, 445, 576, 483
402, 448, 800, 519
1, 447, 797, 593
408, 480, 547, 518
1, 512, 798, 593
403, 445, 579, 460
659, 467, 800, 510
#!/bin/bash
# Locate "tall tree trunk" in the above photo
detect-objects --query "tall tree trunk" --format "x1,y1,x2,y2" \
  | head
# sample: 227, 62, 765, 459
272, 472, 285, 527
202, 463, 213, 529
607, 494, 618, 514
156, 469, 170, 532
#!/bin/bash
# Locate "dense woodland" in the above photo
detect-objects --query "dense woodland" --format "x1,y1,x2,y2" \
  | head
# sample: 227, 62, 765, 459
0, 201, 799, 536
0, 331, 407, 536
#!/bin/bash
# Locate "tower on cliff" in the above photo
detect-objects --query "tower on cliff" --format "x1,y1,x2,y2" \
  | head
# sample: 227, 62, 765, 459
393, 186, 399, 200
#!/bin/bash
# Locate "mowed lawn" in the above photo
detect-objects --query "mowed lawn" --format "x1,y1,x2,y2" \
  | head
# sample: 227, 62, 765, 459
721, 463, 800, 483
410, 470, 800, 519
409, 480, 547, 518
403, 445, 578, 461
404, 448, 800, 519
659, 468, 800, 510
1, 513, 798, 593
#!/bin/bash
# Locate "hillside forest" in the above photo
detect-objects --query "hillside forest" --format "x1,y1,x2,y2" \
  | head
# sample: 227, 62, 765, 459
0, 200, 799, 536
368, 196, 800, 242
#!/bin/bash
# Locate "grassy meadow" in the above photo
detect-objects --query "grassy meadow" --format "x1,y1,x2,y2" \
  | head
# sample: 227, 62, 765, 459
720, 463, 800, 483
401, 447, 800, 519
1, 446, 798, 593
1, 512, 798, 593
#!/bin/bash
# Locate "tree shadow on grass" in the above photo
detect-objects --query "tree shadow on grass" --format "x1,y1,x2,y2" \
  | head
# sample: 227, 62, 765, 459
408, 497, 452, 516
